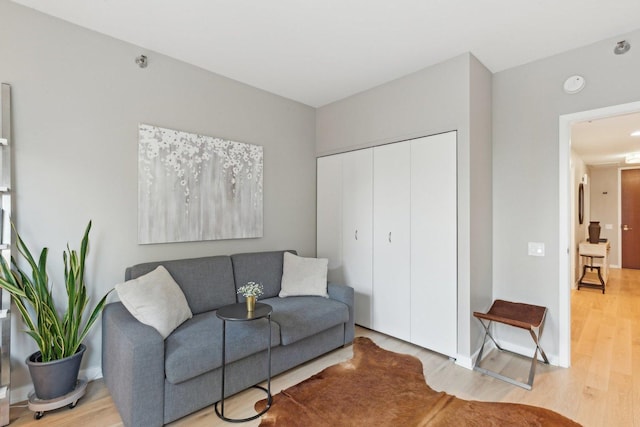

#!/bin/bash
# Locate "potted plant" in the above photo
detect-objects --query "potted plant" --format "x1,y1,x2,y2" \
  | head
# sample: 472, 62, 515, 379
0, 221, 112, 400
236, 282, 263, 312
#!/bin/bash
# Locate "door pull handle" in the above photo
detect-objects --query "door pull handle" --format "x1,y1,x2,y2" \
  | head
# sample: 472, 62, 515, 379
388, 232, 392, 243
355, 230, 358, 240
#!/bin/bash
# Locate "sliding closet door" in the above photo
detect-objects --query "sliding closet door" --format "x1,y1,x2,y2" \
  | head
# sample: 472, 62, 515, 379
410, 131, 457, 357
372, 142, 411, 341
342, 150, 374, 328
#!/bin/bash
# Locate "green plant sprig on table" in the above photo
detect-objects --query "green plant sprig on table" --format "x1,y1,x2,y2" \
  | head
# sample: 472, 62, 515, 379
236, 281, 264, 298
0, 221, 113, 362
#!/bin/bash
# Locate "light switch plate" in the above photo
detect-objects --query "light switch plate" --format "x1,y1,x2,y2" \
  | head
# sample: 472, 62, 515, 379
605, 224, 613, 230
528, 242, 545, 257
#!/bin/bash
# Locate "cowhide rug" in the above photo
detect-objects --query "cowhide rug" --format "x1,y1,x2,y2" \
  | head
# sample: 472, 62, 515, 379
255, 337, 581, 426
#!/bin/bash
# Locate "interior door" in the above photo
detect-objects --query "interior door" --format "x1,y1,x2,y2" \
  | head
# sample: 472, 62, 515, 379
372, 142, 411, 341
621, 168, 640, 269
410, 132, 457, 357
342, 149, 373, 328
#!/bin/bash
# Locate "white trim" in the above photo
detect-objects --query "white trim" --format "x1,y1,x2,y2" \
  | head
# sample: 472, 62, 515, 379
456, 338, 499, 370
493, 340, 560, 366
558, 100, 640, 369
559, 114, 571, 368
455, 353, 475, 370
457, 337, 559, 370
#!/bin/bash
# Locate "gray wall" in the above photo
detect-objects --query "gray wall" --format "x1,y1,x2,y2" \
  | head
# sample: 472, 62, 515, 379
316, 55, 467, 155
571, 151, 589, 283
493, 29, 640, 357
468, 55, 493, 356
0, 0, 316, 399
316, 53, 493, 365
4, 0, 638, 402
589, 166, 619, 266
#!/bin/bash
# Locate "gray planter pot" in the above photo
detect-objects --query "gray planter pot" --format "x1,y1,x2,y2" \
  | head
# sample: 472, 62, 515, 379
26, 344, 86, 400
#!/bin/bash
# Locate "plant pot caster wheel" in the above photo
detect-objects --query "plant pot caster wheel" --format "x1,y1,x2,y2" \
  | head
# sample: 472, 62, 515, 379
32, 400, 78, 420
28, 378, 88, 420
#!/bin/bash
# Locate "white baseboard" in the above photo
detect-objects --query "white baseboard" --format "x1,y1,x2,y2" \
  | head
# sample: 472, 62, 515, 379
455, 354, 474, 370
455, 342, 491, 370
458, 338, 559, 371
489, 340, 559, 366
10, 367, 103, 404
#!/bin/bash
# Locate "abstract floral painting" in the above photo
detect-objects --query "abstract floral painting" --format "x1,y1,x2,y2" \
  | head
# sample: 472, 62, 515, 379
138, 124, 263, 244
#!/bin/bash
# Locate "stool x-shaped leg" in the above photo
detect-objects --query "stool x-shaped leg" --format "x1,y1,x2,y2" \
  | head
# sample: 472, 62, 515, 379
473, 300, 549, 390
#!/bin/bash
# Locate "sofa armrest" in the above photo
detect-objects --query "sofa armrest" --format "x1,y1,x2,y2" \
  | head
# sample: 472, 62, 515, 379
102, 302, 165, 427
328, 282, 355, 345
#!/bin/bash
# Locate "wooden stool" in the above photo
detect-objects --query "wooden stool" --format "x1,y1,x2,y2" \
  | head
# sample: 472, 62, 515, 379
473, 299, 549, 390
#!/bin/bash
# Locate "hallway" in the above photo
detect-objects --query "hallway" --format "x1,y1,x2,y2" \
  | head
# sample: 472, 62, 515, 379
570, 267, 640, 425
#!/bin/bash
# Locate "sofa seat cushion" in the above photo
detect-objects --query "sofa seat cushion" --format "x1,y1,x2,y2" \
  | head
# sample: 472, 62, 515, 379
261, 296, 349, 345
164, 311, 281, 385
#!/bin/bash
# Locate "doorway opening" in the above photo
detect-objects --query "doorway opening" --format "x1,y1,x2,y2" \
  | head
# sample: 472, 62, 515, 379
558, 100, 640, 368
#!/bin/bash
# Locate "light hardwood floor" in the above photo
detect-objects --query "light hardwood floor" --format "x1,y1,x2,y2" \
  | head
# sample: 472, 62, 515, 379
9, 268, 639, 426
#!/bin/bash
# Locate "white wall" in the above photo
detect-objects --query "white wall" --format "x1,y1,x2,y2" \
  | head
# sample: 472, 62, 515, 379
0, 1, 316, 400
316, 53, 493, 365
493, 29, 640, 360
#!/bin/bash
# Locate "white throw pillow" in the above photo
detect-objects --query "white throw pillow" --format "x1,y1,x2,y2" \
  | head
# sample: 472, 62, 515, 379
115, 265, 193, 339
279, 252, 329, 298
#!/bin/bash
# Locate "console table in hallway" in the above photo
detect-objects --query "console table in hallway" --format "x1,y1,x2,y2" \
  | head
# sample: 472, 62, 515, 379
578, 241, 610, 294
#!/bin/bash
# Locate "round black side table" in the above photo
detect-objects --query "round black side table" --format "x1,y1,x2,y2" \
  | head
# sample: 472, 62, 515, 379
214, 302, 273, 422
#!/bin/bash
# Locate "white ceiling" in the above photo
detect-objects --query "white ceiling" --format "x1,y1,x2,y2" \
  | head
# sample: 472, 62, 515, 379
10, 0, 640, 107
572, 113, 640, 167
10, 0, 640, 163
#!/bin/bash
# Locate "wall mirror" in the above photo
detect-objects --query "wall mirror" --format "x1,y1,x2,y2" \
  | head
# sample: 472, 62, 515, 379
578, 183, 584, 225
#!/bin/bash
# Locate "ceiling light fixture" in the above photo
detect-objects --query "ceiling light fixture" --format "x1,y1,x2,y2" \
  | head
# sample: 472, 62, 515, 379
614, 40, 631, 55
631, 130, 640, 137
625, 153, 640, 164
563, 75, 585, 94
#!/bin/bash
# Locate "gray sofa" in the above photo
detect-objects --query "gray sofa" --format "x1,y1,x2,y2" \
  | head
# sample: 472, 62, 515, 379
102, 250, 354, 427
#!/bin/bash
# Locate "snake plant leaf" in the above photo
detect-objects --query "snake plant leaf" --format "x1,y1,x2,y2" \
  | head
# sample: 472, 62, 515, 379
0, 221, 113, 362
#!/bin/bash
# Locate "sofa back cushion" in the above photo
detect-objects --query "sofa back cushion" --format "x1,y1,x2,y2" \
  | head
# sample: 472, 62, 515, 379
125, 256, 236, 315
231, 250, 296, 299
